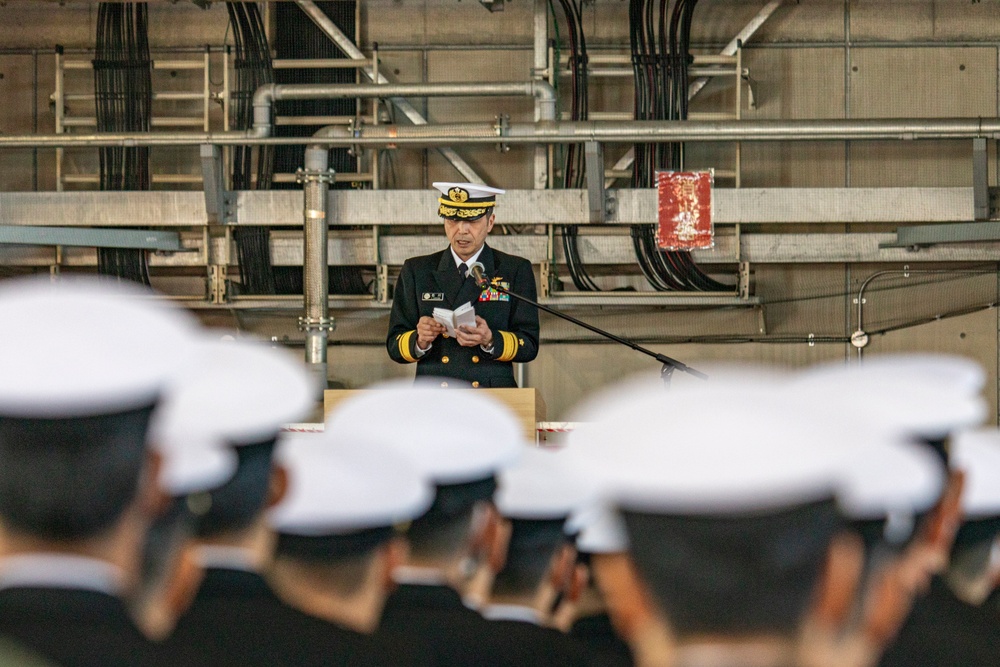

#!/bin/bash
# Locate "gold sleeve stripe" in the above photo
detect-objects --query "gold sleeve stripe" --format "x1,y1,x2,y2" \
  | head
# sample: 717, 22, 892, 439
398, 330, 418, 363
498, 330, 518, 362
437, 198, 497, 209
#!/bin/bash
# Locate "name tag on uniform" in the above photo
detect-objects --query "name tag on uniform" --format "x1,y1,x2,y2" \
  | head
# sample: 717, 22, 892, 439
422, 292, 444, 302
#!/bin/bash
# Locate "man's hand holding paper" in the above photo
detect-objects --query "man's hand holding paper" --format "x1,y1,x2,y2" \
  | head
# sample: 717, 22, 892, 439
456, 316, 493, 349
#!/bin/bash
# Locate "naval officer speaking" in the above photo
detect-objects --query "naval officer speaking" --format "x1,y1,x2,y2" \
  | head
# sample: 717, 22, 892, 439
386, 182, 539, 388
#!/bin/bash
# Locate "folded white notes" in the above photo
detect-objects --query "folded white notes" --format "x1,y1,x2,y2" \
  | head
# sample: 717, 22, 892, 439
433, 302, 477, 338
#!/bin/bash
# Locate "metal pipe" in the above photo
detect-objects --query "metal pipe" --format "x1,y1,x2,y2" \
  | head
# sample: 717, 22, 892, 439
293, 0, 484, 184
301, 145, 332, 389
251, 80, 557, 137
5, 117, 1000, 148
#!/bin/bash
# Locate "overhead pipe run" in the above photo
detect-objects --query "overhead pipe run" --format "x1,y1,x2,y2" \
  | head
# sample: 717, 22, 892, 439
250, 80, 558, 138
4, 117, 1000, 148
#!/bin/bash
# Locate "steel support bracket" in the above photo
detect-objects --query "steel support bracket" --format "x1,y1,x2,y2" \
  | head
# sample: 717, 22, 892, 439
208, 265, 228, 304
989, 186, 1000, 220
585, 141, 606, 223
295, 168, 337, 185
539, 261, 552, 299
375, 264, 390, 303
973, 137, 989, 221
738, 261, 752, 300
298, 316, 337, 332
494, 114, 511, 153
200, 144, 235, 225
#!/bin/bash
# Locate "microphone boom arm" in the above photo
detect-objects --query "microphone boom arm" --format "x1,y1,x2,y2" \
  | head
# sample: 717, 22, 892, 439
485, 281, 707, 382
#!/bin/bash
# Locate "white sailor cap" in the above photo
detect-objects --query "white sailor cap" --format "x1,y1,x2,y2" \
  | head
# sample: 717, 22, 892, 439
836, 439, 945, 521
150, 335, 316, 449
951, 430, 1000, 519
849, 354, 985, 394
792, 356, 986, 442
432, 182, 505, 220
269, 431, 433, 536
156, 439, 238, 498
567, 366, 787, 425
567, 387, 849, 515
566, 500, 630, 555
494, 446, 595, 521
325, 380, 523, 485
0, 276, 198, 418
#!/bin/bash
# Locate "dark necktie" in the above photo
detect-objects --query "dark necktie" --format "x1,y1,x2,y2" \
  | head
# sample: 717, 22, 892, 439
458, 262, 469, 279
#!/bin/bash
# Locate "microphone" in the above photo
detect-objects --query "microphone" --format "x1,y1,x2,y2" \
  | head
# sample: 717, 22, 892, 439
468, 262, 490, 290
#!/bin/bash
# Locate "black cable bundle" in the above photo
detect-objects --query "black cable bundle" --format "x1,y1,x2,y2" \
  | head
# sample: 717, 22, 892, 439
628, 0, 727, 292
227, 3, 277, 295
94, 3, 152, 285
550, 0, 599, 292
271, 2, 368, 297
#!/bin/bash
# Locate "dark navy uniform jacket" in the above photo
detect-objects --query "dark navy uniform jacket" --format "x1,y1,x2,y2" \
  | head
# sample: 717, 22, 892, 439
879, 575, 1000, 667
387, 244, 539, 388
0, 587, 164, 667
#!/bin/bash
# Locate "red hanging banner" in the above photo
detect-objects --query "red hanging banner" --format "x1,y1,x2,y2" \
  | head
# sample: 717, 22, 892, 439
656, 170, 714, 251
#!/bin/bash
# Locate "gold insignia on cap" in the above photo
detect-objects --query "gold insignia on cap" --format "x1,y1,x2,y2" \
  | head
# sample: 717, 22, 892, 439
448, 187, 470, 203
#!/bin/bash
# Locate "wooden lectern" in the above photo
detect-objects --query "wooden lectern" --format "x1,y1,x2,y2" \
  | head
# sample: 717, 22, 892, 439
323, 387, 545, 442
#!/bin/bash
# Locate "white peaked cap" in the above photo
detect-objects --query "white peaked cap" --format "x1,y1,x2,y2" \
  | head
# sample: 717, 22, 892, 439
151, 335, 316, 448
836, 439, 946, 519
269, 431, 433, 535
157, 439, 238, 497
494, 446, 595, 520
567, 366, 786, 424
325, 379, 523, 484
848, 354, 985, 394
566, 385, 849, 515
567, 500, 630, 554
791, 358, 986, 440
432, 182, 506, 198
0, 276, 199, 418
951, 430, 1000, 518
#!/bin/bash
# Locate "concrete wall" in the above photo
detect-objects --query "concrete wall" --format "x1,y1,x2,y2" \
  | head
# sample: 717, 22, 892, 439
0, 1, 997, 420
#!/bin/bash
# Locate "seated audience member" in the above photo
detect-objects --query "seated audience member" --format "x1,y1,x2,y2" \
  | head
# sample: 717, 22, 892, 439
565, 374, 926, 667
563, 503, 635, 667
325, 381, 523, 667
133, 440, 237, 639
0, 277, 198, 667
157, 337, 315, 666
792, 355, 986, 598
879, 429, 1000, 667
267, 431, 433, 666
478, 446, 592, 666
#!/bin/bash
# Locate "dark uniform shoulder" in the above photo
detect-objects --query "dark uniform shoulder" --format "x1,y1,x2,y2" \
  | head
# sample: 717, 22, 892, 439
490, 247, 531, 268
401, 249, 447, 272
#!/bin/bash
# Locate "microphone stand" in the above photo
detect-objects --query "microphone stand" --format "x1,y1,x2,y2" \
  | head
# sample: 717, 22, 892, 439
482, 281, 708, 386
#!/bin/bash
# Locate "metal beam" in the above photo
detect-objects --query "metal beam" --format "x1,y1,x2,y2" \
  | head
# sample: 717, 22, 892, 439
2, 230, 998, 269
293, 0, 485, 184
0, 225, 181, 251
0, 188, 977, 228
